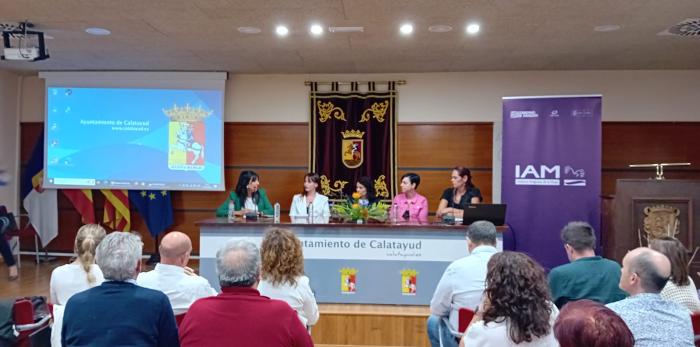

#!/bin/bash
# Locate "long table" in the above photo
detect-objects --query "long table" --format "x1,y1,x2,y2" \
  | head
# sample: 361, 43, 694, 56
197, 218, 506, 305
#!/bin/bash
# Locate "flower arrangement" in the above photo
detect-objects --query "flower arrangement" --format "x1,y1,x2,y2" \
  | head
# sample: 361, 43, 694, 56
332, 192, 389, 223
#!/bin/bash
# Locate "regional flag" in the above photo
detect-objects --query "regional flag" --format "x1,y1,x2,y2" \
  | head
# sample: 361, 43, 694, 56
63, 189, 95, 224
128, 190, 174, 238
21, 131, 58, 247
101, 189, 130, 231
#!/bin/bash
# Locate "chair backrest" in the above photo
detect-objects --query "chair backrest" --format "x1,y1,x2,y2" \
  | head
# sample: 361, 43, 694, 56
458, 308, 476, 333
175, 313, 186, 327
691, 312, 700, 345
13, 299, 34, 347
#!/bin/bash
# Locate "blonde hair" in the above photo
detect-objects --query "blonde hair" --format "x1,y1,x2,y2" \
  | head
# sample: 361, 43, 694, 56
260, 228, 304, 286
74, 224, 106, 284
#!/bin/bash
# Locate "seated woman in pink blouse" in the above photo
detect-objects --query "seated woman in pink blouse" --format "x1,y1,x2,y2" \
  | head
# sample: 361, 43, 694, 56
391, 173, 429, 222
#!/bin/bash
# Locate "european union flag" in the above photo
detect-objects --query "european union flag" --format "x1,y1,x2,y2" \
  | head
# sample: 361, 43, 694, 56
128, 190, 174, 238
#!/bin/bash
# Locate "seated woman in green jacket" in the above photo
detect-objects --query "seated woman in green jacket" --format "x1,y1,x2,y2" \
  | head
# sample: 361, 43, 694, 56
216, 170, 274, 217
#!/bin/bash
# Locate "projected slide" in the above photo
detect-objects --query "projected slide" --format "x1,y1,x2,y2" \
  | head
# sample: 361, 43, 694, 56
44, 87, 224, 191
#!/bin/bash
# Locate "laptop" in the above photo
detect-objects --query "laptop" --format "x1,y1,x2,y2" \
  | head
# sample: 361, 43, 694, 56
461, 204, 507, 226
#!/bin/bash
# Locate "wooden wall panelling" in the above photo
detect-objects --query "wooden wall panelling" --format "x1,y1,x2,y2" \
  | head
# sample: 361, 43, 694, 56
397, 123, 493, 168
225, 123, 309, 166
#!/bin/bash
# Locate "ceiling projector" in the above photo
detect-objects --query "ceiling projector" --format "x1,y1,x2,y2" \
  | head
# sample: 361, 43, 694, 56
3, 47, 41, 61
1, 21, 50, 62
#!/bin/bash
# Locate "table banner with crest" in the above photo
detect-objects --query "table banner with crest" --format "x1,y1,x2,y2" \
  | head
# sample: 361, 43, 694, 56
309, 82, 398, 200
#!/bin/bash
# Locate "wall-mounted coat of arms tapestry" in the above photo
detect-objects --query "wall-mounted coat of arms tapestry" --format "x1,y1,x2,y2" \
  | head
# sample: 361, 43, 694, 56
309, 81, 398, 200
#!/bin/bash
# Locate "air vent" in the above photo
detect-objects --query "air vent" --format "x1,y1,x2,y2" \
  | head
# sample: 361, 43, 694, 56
658, 18, 700, 37
328, 26, 364, 33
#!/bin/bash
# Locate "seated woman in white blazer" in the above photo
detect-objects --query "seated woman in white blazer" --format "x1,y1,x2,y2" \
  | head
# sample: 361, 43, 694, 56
289, 172, 330, 220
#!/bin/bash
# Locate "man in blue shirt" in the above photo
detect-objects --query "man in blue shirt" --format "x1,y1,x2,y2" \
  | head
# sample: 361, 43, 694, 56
62, 232, 179, 347
607, 247, 693, 347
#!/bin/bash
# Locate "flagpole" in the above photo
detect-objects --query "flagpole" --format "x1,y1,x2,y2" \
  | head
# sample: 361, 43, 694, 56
146, 234, 160, 265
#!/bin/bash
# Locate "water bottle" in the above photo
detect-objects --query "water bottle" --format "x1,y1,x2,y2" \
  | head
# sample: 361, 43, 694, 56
227, 200, 235, 222
274, 202, 280, 223
308, 203, 314, 224
391, 203, 398, 224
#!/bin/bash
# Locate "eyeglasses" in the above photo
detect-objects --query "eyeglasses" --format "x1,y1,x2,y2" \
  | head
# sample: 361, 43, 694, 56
402, 210, 410, 220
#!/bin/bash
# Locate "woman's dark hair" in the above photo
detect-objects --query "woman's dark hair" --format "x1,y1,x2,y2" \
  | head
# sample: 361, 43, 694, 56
301, 172, 321, 196
554, 299, 634, 347
649, 236, 690, 286
356, 176, 376, 201
235, 170, 260, 204
453, 166, 475, 188
401, 172, 421, 189
482, 251, 552, 344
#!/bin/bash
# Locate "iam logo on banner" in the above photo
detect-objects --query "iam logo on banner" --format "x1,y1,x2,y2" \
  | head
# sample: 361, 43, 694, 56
341, 129, 364, 169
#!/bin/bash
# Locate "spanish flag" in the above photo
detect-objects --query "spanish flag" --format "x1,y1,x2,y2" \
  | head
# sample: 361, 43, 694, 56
63, 189, 95, 224
101, 189, 130, 231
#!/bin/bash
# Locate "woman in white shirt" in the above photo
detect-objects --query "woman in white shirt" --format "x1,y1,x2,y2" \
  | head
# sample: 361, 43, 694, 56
258, 227, 319, 328
650, 236, 700, 312
49, 224, 106, 347
460, 252, 559, 347
289, 172, 330, 222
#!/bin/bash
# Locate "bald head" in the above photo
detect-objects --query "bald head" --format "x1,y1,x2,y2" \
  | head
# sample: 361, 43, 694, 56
159, 231, 192, 266
623, 247, 671, 294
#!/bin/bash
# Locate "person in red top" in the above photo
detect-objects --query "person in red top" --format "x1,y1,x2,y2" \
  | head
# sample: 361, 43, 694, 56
179, 239, 314, 347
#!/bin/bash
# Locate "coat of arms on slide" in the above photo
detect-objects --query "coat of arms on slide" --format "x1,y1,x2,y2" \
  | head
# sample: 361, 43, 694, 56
341, 130, 364, 169
340, 268, 358, 294
164, 104, 212, 171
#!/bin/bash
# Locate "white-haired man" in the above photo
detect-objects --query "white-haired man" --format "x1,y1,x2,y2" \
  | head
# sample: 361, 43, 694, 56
179, 240, 313, 347
62, 232, 179, 347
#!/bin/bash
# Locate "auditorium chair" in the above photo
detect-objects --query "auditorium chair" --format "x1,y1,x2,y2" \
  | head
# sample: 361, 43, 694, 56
691, 312, 700, 346
438, 308, 476, 347
12, 298, 51, 347
175, 313, 186, 327
457, 307, 476, 334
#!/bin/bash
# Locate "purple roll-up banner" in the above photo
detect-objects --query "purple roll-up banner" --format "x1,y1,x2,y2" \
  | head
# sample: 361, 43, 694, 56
502, 95, 602, 270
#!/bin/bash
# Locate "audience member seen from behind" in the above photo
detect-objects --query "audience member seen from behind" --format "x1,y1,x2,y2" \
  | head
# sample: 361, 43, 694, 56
548, 221, 627, 308
354, 176, 380, 205
554, 299, 634, 347
215, 170, 273, 217
460, 251, 559, 347
258, 228, 319, 328
289, 172, 330, 221
427, 221, 498, 347
649, 236, 700, 312
606, 247, 694, 347
61, 232, 179, 347
179, 240, 313, 347
0, 206, 18, 280
436, 166, 482, 219
137, 231, 217, 315
50, 224, 106, 347
391, 172, 428, 222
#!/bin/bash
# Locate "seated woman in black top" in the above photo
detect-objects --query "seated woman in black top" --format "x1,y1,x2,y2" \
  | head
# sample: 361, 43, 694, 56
435, 166, 482, 219
354, 176, 380, 206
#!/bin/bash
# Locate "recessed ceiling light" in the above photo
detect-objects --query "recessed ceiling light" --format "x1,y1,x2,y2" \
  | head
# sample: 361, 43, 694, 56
400, 23, 414, 35
428, 25, 453, 33
238, 26, 262, 34
466, 23, 480, 35
310, 24, 324, 36
85, 27, 111, 36
276, 25, 289, 36
594, 24, 622, 32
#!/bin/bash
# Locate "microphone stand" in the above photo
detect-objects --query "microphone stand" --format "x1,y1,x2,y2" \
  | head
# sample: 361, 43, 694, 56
146, 234, 160, 265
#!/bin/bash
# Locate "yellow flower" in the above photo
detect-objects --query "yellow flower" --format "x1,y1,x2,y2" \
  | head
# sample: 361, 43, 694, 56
352, 203, 359, 209
352, 192, 361, 199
